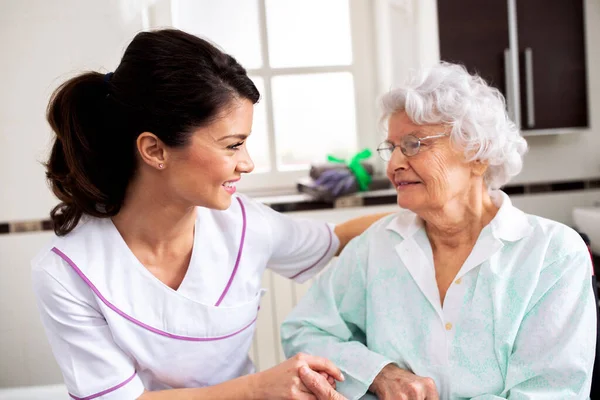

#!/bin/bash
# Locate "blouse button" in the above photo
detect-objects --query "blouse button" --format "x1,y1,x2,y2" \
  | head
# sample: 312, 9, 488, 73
455, 278, 462, 285
445, 322, 453, 331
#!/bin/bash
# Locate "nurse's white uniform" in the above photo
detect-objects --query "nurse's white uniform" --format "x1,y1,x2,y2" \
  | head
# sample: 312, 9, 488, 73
32, 194, 340, 400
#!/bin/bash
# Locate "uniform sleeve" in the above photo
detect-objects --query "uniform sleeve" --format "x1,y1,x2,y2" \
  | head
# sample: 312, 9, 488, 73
281, 234, 394, 400
32, 265, 145, 400
485, 249, 596, 399
256, 200, 340, 283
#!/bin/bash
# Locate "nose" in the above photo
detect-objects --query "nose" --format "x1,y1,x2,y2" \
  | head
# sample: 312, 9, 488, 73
387, 147, 410, 174
236, 147, 255, 174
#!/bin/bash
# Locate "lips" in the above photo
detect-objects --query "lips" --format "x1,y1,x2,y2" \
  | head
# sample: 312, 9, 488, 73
222, 178, 240, 187
394, 180, 421, 186
222, 178, 240, 195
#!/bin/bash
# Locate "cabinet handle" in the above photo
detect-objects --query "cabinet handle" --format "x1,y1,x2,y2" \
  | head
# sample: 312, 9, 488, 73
524, 48, 535, 128
504, 49, 516, 122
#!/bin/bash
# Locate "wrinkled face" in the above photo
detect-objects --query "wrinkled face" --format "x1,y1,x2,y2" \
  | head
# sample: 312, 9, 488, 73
165, 99, 255, 210
385, 112, 475, 213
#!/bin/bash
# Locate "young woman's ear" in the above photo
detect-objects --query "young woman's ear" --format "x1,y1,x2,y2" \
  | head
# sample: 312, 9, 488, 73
137, 132, 168, 170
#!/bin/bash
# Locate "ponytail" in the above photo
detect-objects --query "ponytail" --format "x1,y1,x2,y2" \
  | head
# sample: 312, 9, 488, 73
46, 72, 132, 236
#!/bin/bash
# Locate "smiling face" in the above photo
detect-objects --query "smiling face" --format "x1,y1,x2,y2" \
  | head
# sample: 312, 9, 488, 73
163, 98, 255, 210
385, 112, 477, 213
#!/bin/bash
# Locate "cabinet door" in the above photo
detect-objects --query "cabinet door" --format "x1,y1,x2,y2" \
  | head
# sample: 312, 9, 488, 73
437, 1, 509, 96
516, 0, 588, 130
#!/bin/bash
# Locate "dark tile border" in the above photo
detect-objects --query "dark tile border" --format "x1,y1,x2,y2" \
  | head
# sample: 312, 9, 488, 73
2, 177, 600, 235
589, 179, 600, 189
502, 185, 526, 195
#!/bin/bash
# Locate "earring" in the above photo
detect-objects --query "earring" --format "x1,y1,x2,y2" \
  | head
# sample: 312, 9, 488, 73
158, 163, 164, 169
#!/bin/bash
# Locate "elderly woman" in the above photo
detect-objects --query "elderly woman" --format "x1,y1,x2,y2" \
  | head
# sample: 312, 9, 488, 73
281, 63, 596, 400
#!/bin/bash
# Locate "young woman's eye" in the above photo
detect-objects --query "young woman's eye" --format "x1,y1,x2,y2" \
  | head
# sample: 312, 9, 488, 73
227, 141, 244, 150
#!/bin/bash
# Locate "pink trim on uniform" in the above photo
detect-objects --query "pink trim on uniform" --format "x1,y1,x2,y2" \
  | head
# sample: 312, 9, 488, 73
69, 371, 137, 400
215, 197, 247, 306
290, 224, 333, 280
50, 247, 258, 342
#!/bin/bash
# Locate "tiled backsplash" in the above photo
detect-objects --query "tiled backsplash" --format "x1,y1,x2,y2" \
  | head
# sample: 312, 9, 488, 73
2, 177, 599, 235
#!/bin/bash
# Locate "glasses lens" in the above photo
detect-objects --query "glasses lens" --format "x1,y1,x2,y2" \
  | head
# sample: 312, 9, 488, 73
377, 142, 394, 161
400, 135, 420, 156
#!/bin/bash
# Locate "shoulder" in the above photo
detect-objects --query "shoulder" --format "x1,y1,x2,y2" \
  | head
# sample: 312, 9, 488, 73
228, 192, 314, 231
339, 210, 405, 256
511, 213, 594, 316
31, 217, 97, 275
493, 210, 592, 303
369, 210, 411, 233
31, 219, 102, 308
362, 208, 416, 244
213, 193, 272, 222
31, 237, 60, 273
524, 213, 588, 266
193, 194, 263, 236
31, 217, 109, 294
201, 194, 276, 250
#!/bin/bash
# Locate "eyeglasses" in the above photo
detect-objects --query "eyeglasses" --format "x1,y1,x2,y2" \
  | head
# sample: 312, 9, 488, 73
376, 133, 448, 161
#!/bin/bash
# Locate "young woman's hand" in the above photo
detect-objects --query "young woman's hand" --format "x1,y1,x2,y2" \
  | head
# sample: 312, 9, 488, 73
369, 364, 439, 400
254, 353, 345, 400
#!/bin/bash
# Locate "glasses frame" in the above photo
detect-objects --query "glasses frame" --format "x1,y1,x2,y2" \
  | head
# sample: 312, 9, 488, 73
376, 133, 448, 161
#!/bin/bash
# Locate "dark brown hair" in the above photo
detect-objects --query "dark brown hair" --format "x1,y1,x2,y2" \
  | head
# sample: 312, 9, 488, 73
45, 29, 259, 236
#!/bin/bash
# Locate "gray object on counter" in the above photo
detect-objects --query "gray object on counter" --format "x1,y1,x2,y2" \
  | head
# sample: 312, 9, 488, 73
309, 162, 375, 180
297, 175, 391, 203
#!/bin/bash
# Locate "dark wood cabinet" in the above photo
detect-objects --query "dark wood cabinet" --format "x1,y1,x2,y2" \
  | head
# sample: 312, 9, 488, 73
515, 0, 588, 130
438, 1, 509, 98
437, 0, 588, 133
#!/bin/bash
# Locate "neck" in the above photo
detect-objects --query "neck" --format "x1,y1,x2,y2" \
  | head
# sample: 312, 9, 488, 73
111, 173, 196, 253
420, 184, 498, 250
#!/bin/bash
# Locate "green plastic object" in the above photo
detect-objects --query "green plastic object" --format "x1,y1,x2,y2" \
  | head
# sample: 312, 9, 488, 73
326, 148, 373, 191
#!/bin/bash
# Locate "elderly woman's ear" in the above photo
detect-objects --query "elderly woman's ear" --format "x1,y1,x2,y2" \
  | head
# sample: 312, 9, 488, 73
471, 159, 488, 177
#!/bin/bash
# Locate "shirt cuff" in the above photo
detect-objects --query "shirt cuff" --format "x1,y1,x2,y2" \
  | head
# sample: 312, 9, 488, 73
327, 222, 341, 255
336, 350, 393, 400
68, 372, 145, 400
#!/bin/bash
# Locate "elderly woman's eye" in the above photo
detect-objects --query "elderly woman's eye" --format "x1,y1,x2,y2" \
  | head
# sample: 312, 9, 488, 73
404, 140, 419, 150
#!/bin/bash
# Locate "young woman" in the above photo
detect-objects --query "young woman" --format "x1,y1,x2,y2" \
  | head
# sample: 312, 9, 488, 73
32, 28, 374, 399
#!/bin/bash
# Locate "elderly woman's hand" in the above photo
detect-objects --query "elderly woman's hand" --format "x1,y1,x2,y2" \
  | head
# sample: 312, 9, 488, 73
299, 365, 348, 400
369, 364, 439, 400
255, 353, 345, 400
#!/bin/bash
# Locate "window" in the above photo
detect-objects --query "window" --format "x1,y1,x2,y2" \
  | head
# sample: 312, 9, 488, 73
166, 0, 379, 193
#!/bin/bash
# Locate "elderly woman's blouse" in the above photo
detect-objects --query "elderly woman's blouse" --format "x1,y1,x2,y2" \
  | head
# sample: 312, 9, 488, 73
281, 191, 596, 400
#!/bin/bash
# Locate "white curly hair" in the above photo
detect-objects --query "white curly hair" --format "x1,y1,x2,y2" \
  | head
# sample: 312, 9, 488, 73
380, 62, 528, 190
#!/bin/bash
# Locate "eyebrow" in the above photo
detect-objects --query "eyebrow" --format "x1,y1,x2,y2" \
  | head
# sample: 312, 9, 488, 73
217, 133, 250, 142
387, 130, 424, 141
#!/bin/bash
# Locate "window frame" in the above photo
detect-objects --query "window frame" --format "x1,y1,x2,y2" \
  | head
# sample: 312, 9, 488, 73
155, 0, 382, 195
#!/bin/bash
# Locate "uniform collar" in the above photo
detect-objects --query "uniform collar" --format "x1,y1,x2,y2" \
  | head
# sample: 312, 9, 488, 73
385, 190, 533, 242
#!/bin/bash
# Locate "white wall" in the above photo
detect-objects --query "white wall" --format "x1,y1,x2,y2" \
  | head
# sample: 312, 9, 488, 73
0, 0, 146, 388
0, 232, 58, 388
0, 0, 145, 223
